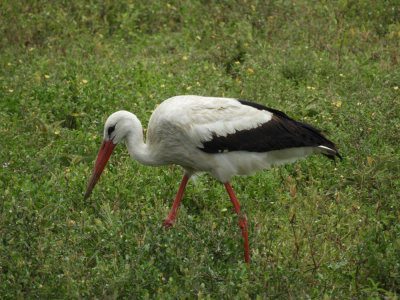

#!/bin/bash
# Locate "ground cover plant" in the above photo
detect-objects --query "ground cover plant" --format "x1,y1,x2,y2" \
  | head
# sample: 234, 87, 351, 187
1, 0, 399, 298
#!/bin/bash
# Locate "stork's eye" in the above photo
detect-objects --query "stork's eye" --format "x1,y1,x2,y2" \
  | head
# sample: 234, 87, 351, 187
108, 125, 116, 136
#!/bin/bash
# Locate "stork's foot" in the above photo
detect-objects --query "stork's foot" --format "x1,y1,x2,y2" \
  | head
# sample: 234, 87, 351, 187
162, 217, 175, 229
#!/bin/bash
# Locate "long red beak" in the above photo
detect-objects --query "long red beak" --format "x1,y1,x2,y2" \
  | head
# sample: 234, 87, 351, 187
84, 139, 116, 199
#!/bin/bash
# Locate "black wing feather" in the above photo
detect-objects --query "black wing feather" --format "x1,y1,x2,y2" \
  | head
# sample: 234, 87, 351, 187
199, 99, 342, 159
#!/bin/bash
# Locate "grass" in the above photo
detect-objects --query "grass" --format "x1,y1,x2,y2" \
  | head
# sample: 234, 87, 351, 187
1, 0, 400, 298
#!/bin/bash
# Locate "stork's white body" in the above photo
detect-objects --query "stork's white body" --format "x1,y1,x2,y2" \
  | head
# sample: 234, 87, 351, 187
115, 95, 336, 182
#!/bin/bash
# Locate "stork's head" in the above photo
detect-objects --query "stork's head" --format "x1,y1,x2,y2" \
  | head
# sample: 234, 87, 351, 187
103, 110, 137, 144
84, 111, 137, 199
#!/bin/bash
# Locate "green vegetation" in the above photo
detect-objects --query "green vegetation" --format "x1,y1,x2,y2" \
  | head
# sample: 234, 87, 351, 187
1, 0, 399, 298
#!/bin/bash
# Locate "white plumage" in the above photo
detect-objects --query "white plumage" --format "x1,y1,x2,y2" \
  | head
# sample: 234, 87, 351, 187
85, 95, 341, 263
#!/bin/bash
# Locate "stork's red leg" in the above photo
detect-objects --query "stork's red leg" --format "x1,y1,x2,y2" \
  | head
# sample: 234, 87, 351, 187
163, 174, 189, 228
224, 182, 250, 263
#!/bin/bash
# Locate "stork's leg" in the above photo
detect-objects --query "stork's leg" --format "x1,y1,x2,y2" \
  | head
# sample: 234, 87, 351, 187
163, 174, 190, 228
224, 182, 250, 263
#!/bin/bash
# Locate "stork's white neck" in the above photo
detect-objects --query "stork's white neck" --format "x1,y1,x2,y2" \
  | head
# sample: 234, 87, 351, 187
124, 119, 161, 167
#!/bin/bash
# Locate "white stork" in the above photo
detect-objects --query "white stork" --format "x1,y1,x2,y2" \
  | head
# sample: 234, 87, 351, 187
84, 95, 341, 263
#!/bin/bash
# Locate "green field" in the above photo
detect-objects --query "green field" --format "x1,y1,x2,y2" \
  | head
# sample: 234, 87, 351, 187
1, 0, 399, 298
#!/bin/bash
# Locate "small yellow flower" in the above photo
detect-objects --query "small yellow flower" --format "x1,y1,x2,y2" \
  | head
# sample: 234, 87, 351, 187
394, 86, 399, 90
334, 167, 338, 171
340, 175, 345, 179
7, 62, 12, 66
339, 73, 344, 77
82, 79, 88, 84
247, 68, 254, 73
72, 113, 80, 117
196, 36, 201, 40
162, 61, 166, 65
149, 94, 154, 99
251, 4, 256, 10
303, 116, 308, 120
244, 43, 249, 47
66, 168, 70, 173
196, 82, 201, 86
29, 47, 34, 51
182, 56, 188, 61
8, 89, 14, 93
18, 59, 22, 63
93, 135, 97, 139
235, 61, 240, 65
336, 102, 342, 108
44, 75, 50, 79
55, 130, 60, 135
167, 3, 171, 8
3, 129, 8, 132
186, 86, 191, 91
160, 84, 165, 88
357, 102, 362, 106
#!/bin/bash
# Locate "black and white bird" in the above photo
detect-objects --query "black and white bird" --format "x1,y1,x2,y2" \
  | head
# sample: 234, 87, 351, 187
84, 95, 341, 263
